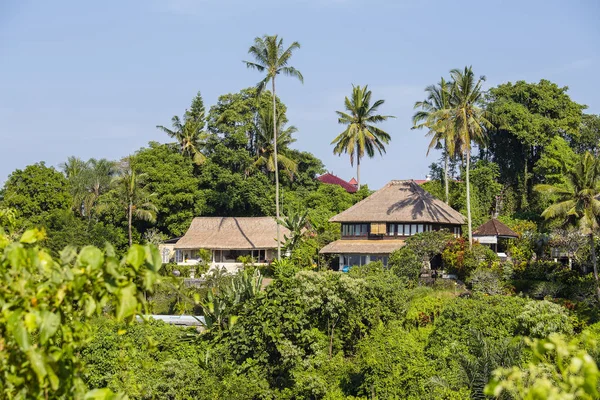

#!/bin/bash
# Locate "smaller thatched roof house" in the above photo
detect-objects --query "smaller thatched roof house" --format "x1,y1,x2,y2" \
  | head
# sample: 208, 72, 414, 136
321, 180, 465, 269
174, 217, 289, 266
473, 218, 518, 257
473, 219, 518, 241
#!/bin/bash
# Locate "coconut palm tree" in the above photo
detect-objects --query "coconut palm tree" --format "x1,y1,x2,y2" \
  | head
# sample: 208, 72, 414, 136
412, 77, 456, 204
157, 92, 208, 165
244, 34, 303, 260
331, 85, 394, 188
113, 156, 158, 246
448, 67, 495, 249
254, 107, 298, 178
535, 151, 600, 300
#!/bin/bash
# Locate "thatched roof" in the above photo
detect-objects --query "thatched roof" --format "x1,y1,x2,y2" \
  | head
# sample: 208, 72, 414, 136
473, 218, 518, 238
174, 217, 289, 250
329, 180, 465, 225
320, 239, 405, 254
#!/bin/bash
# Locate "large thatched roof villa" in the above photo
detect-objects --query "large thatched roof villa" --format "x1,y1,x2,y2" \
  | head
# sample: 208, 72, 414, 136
172, 217, 289, 268
320, 180, 465, 268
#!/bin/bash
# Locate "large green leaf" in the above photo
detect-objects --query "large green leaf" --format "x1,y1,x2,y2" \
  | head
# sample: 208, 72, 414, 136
78, 246, 104, 270
26, 348, 48, 381
8, 312, 31, 351
116, 284, 137, 321
19, 228, 46, 244
126, 245, 145, 270
39, 310, 61, 344
84, 388, 124, 400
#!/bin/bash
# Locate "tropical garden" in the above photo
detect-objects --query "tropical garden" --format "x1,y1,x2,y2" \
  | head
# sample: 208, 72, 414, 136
1, 34, 600, 399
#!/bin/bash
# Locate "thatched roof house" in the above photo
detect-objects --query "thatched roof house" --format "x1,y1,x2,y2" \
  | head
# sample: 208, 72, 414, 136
174, 217, 289, 266
321, 180, 465, 268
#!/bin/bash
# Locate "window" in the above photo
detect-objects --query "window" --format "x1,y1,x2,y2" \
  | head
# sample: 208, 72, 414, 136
417, 224, 424, 233
175, 249, 183, 263
387, 224, 395, 236
342, 224, 369, 237
453, 226, 461, 237
161, 248, 171, 263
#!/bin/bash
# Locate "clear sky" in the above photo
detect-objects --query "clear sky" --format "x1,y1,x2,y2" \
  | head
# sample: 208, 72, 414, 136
1, 0, 599, 190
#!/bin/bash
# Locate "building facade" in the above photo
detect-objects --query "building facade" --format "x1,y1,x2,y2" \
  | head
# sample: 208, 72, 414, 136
172, 217, 289, 270
320, 180, 466, 268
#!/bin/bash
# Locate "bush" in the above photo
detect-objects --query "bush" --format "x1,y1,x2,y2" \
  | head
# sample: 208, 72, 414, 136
517, 300, 573, 338
389, 247, 422, 283
442, 238, 499, 280
467, 268, 504, 295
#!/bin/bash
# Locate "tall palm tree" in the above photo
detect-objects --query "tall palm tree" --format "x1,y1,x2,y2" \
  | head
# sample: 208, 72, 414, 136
412, 77, 455, 204
113, 156, 158, 246
157, 92, 208, 165
448, 67, 495, 249
331, 85, 394, 188
83, 158, 116, 221
535, 151, 600, 300
244, 34, 303, 260
254, 107, 298, 178
61, 156, 89, 215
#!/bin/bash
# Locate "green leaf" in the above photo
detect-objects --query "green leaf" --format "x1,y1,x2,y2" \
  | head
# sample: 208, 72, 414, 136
145, 245, 162, 273
126, 245, 145, 270
26, 348, 47, 381
83, 294, 97, 317
20, 228, 46, 244
39, 311, 61, 344
116, 284, 137, 321
9, 313, 31, 351
77, 246, 104, 270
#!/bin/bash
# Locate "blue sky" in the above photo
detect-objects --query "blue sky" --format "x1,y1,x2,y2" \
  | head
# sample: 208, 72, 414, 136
1, 0, 599, 190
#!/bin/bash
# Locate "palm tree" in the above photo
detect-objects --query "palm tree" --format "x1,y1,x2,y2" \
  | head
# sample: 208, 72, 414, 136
254, 107, 298, 178
61, 156, 89, 215
157, 92, 207, 165
448, 67, 495, 249
244, 34, 303, 260
535, 151, 600, 300
412, 77, 456, 204
331, 85, 394, 188
113, 156, 158, 246
82, 158, 116, 221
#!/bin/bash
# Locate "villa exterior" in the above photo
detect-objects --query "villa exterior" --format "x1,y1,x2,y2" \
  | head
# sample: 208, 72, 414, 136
320, 180, 465, 268
173, 217, 289, 268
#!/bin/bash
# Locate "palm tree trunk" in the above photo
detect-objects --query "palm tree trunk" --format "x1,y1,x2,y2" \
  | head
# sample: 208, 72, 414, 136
444, 145, 449, 204
466, 150, 473, 250
590, 234, 599, 302
356, 151, 360, 189
128, 201, 133, 247
272, 78, 281, 261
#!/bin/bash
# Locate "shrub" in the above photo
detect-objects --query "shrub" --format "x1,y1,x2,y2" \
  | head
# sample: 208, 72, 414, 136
467, 268, 504, 295
389, 247, 422, 283
517, 300, 573, 338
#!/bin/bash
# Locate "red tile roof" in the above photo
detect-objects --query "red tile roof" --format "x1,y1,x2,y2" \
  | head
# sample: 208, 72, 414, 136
316, 173, 358, 193
348, 177, 358, 185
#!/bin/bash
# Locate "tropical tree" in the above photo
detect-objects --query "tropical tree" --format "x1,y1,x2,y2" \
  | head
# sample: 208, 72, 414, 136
331, 84, 394, 188
254, 107, 298, 178
244, 34, 304, 260
448, 67, 495, 248
156, 91, 208, 165
113, 156, 158, 246
278, 209, 310, 254
413, 77, 455, 204
535, 151, 600, 300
